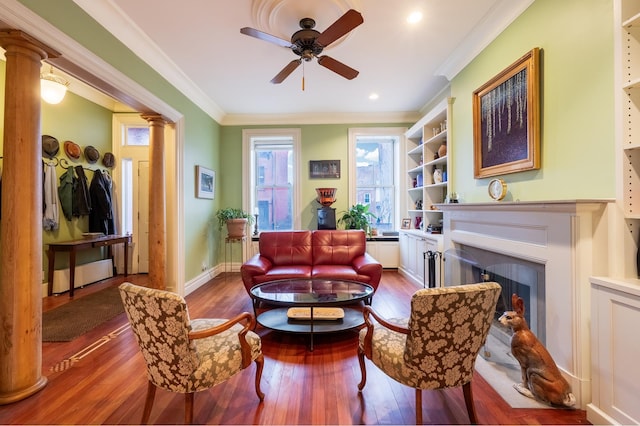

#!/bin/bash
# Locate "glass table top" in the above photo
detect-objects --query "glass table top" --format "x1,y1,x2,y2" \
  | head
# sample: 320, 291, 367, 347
250, 278, 373, 306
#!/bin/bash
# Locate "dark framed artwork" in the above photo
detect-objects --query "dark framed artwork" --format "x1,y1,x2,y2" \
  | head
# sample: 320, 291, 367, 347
196, 165, 215, 199
473, 47, 540, 178
309, 160, 340, 179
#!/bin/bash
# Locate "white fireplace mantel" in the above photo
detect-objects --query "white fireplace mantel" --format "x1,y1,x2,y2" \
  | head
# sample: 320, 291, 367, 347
437, 199, 612, 409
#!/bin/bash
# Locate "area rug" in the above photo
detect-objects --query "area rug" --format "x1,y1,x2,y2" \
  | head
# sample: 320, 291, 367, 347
42, 286, 124, 342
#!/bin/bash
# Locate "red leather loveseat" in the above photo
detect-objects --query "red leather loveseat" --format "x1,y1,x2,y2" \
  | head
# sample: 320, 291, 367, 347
240, 229, 382, 295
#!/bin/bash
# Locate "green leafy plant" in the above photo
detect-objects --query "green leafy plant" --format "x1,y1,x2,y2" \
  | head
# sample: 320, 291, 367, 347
215, 207, 254, 231
338, 203, 376, 231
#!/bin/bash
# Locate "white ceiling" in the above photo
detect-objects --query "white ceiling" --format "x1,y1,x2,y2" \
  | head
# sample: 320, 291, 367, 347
69, 0, 533, 124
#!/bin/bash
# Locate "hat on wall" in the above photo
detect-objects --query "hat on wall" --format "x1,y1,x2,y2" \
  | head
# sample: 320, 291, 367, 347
42, 135, 59, 159
84, 145, 100, 164
63, 140, 81, 160
102, 152, 115, 168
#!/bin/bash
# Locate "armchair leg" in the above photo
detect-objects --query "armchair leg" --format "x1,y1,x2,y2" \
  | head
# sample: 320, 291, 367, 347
357, 348, 367, 391
462, 382, 478, 424
255, 354, 265, 401
185, 392, 194, 424
415, 388, 422, 425
141, 381, 156, 424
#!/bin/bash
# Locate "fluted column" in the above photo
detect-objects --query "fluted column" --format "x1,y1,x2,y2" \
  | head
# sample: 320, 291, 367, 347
0, 30, 58, 404
142, 114, 167, 289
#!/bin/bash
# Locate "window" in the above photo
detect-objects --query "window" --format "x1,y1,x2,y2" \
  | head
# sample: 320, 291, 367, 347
243, 129, 301, 231
348, 128, 404, 232
125, 126, 149, 146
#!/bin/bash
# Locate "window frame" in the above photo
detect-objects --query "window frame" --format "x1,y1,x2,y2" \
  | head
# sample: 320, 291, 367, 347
242, 128, 301, 231
348, 127, 406, 231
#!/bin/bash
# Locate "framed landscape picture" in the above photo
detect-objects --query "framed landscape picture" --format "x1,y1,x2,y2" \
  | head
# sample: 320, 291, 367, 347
196, 166, 215, 199
473, 48, 540, 178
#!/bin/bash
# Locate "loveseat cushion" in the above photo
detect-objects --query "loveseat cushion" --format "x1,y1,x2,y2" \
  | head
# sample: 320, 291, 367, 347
312, 264, 370, 283
252, 265, 312, 284
312, 230, 366, 265
259, 231, 312, 266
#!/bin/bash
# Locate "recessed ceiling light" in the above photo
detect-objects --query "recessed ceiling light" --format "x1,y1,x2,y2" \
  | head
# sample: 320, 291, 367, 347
369, 93, 379, 100
407, 11, 423, 24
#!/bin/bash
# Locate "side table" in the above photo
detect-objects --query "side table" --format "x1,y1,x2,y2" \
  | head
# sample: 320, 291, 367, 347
225, 236, 246, 273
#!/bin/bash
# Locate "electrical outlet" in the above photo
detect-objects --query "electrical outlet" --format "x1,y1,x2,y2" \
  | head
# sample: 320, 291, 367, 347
201, 262, 207, 271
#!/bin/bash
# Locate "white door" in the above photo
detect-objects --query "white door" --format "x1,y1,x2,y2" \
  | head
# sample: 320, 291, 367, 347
112, 114, 150, 274
138, 161, 150, 273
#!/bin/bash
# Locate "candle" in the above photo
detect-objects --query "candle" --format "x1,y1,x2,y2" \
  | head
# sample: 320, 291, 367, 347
254, 207, 259, 215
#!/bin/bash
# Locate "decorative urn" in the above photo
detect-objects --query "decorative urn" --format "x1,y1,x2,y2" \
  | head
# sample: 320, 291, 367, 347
316, 188, 337, 206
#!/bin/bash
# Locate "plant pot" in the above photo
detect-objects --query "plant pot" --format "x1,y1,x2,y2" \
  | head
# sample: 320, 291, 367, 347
226, 218, 248, 239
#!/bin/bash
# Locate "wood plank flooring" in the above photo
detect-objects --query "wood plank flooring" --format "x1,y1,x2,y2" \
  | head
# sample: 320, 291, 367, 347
0, 271, 589, 425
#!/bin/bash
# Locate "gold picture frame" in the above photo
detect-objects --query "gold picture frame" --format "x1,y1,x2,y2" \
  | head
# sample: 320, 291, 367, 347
473, 47, 540, 178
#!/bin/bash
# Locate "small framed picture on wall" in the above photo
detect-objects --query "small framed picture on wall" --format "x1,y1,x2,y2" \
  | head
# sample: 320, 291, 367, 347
196, 166, 215, 199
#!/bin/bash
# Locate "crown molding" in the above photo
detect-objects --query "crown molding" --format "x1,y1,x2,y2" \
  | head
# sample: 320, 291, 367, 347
435, 0, 535, 80
220, 110, 419, 126
72, 0, 225, 122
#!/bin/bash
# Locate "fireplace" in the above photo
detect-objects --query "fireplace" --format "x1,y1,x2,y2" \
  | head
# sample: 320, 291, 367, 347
438, 200, 610, 408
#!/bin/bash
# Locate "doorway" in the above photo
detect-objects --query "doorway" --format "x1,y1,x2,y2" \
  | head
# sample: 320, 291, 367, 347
112, 114, 150, 274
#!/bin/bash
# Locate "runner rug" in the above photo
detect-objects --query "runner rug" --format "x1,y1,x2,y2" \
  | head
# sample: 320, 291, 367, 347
42, 286, 124, 342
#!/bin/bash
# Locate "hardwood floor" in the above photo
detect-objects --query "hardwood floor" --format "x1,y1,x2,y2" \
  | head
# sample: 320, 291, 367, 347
0, 271, 589, 425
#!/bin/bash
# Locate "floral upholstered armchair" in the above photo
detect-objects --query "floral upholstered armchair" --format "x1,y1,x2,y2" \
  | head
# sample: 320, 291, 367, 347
119, 282, 265, 424
357, 282, 501, 424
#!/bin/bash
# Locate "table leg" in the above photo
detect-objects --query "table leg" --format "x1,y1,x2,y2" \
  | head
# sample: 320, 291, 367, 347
69, 249, 77, 297
107, 245, 116, 275
47, 247, 55, 297
310, 307, 315, 352
124, 239, 129, 277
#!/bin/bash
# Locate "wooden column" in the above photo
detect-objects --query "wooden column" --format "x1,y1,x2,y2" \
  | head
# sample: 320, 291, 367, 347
142, 114, 167, 289
0, 31, 58, 404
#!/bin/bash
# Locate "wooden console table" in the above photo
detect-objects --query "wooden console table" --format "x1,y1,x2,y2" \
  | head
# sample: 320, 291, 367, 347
47, 234, 132, 297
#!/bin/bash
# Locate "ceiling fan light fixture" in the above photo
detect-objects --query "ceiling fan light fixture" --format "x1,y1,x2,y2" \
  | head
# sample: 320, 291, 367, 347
40, 66, 69, 104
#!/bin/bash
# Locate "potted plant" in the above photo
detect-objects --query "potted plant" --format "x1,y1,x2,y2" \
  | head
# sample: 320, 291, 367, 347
338, 203, 376, 233
216, 207, 254, 239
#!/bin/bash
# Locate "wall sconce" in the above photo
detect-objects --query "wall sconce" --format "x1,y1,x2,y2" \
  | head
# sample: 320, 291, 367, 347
40, 66, 69, 104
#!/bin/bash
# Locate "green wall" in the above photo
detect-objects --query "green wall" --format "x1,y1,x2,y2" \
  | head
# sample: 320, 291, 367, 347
220, 123, 410, 244
19, 0, 222, 283
450, 0, 614, 202
13, 0, 617, 283
0, 60, 115, 274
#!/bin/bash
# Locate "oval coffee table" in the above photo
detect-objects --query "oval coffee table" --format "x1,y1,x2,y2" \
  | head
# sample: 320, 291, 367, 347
250, 278, 374, 350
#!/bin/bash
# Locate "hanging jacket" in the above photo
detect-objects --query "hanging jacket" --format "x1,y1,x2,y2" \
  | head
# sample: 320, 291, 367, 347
89, 170, 114, 235
43, 162, 59, 231
73, 165, 91, 217
58, 167, 75, 221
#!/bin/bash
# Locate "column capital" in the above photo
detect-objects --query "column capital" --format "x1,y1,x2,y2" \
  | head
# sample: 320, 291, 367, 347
0, 29, 60, 60
141, 113, 167, 126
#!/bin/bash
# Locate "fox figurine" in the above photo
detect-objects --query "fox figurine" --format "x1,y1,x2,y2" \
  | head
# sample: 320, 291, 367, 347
499, 294, 576, 407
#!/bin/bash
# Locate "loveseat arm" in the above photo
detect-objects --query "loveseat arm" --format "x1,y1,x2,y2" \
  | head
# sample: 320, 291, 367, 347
352, 253, 382, 291
240, 254, 273, 293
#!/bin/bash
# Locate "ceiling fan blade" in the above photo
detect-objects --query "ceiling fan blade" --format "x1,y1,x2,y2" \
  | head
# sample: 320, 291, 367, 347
317, 56, 359, 80
240, 27, 293, 48
316, 9, 363, 47
271, 59, 302, 84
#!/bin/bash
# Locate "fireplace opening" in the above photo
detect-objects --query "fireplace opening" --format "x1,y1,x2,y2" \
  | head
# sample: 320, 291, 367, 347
443, 245, 546, 345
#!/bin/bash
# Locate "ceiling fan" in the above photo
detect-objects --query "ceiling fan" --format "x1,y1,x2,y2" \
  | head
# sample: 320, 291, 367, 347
240, 9, 364, 84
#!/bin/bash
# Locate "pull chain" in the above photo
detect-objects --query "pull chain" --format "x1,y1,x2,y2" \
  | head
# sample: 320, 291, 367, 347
302, 60, 305, 91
